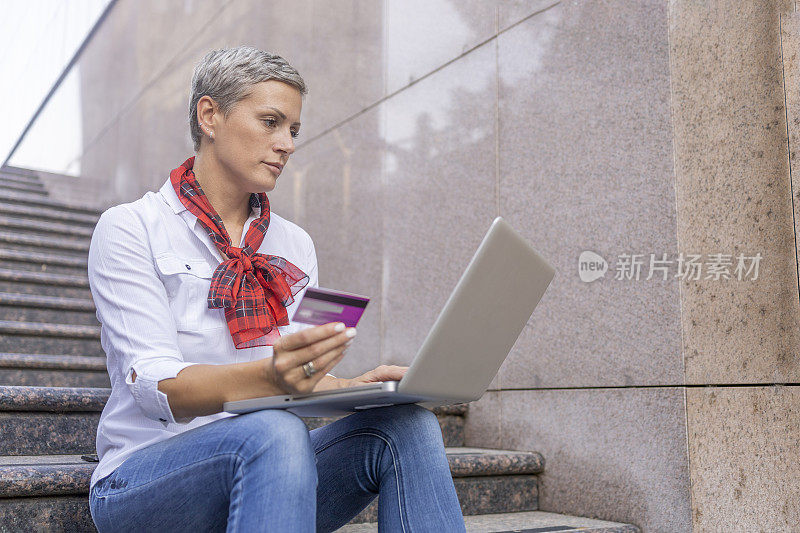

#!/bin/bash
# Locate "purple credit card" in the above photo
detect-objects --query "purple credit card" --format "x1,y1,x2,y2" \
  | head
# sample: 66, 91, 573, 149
291, 287, 370, 328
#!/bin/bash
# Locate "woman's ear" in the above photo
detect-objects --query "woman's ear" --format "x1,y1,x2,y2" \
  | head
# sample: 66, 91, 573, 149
196, 95, 218, 135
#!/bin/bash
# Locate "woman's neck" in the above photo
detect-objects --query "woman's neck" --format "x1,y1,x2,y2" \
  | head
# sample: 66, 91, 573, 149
192, 150, 252, 228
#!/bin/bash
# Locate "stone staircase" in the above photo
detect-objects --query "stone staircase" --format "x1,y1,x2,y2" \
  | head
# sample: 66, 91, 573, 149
0, 165, 640, 532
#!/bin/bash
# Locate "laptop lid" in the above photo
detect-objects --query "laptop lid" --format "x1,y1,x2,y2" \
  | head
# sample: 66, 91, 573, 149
397, 216, 555, 402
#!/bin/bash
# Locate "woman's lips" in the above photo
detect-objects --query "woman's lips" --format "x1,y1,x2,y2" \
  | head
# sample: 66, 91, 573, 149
262, 162, 282, 175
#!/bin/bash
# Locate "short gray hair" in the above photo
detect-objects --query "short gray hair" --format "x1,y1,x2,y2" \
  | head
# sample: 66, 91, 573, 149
188, 46, 307, 151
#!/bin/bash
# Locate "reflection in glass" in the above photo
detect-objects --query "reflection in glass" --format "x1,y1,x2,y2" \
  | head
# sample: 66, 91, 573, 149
9, 66, 84, 176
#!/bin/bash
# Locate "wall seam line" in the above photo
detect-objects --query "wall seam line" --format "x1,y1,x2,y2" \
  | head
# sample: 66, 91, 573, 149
495, 5, 501, 224
494, 2, 504, 452
379, 0, 388, 366
665, 5, 694, 526
492, 382, 800, 391
779, 12, 800, 312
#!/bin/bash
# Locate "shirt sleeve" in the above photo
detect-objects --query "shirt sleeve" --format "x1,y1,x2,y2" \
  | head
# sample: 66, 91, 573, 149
88, 205, 199, 427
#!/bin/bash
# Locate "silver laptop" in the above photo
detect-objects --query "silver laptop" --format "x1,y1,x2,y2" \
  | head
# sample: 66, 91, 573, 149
222, 216, 556, 417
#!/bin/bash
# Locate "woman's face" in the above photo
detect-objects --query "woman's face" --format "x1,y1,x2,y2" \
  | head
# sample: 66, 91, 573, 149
209, 80, 302, 194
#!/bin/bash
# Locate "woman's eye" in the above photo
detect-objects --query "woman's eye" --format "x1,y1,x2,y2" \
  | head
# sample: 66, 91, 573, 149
264, 117, 298, 138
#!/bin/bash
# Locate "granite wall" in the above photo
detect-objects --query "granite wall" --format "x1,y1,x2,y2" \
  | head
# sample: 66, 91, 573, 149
10, 1, 799, 531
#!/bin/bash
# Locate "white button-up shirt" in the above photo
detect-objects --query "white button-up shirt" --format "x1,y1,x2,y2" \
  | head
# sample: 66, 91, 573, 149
88, 177, 330, 491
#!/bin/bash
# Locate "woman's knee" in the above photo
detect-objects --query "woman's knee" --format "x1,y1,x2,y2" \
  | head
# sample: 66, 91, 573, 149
227, 409, 314, 460
373, 403, 443, 441
392, 403, 440, 424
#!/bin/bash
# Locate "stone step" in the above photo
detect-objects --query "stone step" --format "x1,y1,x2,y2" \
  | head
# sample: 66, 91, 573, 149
0, 386, 468, 455
0, 376, 463, 440
0, 166, 41, 182
341, 510, 641, 532
0, 268, 92, 299
0, 174, 41, 189
0, 337, 102, 358
0, 241, 88, 262
0, 248, 88, 275
0, 180, 47, 195
0, 320, 102, 357
0, 214, 95, 239
0, 354, 109, 388
0, 201, 99, 227
0, 496, 98, 532
0, 292, 98, 326
0, 387, 109, 455
0, 385, 110, 413
0, 447, 541, 495
350, 447, 542, 523
0, 447, 540, 529
0, 189, 101, 217
0, 230, 89, 254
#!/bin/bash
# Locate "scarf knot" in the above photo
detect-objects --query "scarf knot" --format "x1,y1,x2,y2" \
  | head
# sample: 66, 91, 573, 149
225, 246, 253, 273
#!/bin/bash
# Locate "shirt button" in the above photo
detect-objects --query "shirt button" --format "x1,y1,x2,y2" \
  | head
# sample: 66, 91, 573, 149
185, 264, 191, 270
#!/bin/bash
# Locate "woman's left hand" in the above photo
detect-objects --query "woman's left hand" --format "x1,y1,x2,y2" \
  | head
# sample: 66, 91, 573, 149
343, 365, 409, 388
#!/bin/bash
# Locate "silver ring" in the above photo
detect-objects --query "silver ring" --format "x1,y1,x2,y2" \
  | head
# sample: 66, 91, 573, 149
302, 361, 317, 378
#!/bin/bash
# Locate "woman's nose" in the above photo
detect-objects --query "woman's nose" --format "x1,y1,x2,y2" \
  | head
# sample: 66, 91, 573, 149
274, 130, 295, 155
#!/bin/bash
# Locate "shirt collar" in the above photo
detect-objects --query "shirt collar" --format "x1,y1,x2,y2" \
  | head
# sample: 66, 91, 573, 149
158, 177, 263, 228
159, 177, 187, 215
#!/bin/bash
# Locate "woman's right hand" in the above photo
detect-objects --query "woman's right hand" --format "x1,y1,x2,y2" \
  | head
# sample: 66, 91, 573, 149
268, 322, 356, 395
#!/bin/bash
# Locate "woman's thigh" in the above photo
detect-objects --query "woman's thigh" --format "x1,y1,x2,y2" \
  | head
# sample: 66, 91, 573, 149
90, 409, 314, 533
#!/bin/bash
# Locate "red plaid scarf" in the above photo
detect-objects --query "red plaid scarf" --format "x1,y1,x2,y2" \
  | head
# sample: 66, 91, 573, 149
169, 156, 309, 348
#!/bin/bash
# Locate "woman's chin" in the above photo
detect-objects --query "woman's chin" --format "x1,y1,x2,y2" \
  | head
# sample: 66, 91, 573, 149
260, 165, 280, 183
255, 176, 277, 193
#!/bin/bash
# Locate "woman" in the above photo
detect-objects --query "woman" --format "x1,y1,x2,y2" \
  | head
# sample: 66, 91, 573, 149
87, 46, 466, 532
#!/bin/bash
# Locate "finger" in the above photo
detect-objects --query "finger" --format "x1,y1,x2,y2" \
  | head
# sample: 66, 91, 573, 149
294, 349, 348, 394
293, 342, 349, 382
277, 321, 347, 352
317, 348, 347, 378
274, 330, 351, 380
294, 327, 356, 366
370, 365, 407, 381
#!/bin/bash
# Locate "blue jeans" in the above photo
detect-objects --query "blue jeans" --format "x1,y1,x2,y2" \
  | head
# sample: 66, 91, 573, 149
89, 403, 466, 532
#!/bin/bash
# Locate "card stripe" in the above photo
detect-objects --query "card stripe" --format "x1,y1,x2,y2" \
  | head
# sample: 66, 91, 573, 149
304, 288, 369, 308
